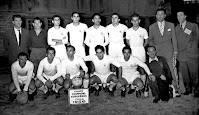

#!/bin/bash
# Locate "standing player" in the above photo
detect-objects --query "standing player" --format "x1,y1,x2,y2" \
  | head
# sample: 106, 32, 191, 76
117, 46, 153, 98
65, 12, 88, 58
9, 52, 36, 102
62, 45, 89, 92
35, 47, 63, 99
48, 15, 68, 61
84, 45, 122, 96
84, 13, 109, 56
106, 13, 128, 58
126, 14, 149, 95
28, 17, 47, 74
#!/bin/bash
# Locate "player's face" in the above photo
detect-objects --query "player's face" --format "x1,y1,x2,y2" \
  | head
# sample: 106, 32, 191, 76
112, 15, 120, 24
67, 47, 75, 57
156, 11, 166, 22
96, 49, 104, 60
71, 13, 80, 23
131, 17, 140, 27
47, 50, 55, 60
12, 17, 22, 28
147, 47, 156, 58
123, 49, 131, 60
92, 15, 101, 25
177, 12, 186, 24
33, 19, 42, 29
52, 17, 60, 26
18, 56, 27, 67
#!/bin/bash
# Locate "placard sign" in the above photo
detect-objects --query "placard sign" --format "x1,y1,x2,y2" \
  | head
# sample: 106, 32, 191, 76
68, 88, 89, 105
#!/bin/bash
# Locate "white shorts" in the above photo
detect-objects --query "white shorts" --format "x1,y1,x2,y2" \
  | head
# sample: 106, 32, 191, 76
123, 71, 140, 84
109, 42, 125, 58
131, 46, 146, 62
93, 72, 113, 84
18, 73, 34, 84
72, 45, 86, 58
52, 45, 67, 61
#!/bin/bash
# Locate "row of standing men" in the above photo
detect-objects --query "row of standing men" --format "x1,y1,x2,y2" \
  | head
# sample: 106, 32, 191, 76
4, 8, 199, 103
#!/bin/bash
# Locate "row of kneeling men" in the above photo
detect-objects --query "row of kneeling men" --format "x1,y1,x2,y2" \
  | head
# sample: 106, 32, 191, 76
9, 45, 175, 104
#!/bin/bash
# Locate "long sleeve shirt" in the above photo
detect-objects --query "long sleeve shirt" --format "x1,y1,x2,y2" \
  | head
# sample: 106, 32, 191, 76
84, 25, 109, 47
62, 55, 88, 78
11, 60, 34, 92
47, 27, 68, 46
37, 57, 62, 83
117, 55, 152, 77
28, 29, 47, 48
84, 55, 121, 75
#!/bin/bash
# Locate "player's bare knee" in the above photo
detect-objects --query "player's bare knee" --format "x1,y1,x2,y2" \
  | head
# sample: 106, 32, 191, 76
29, 81, 36, 90
9, 82, 16, 92
56, 76, 64, 85
83, 73, 89, 79
64, 79, 71, 89
35, 79, 43, 88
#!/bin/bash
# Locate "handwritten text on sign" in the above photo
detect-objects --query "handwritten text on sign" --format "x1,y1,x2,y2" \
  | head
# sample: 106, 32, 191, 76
69, 88, 89, 105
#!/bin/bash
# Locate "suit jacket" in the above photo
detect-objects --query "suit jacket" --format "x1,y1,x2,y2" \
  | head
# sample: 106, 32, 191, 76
149, 21, 178, 59
4, 27, 29, 65
146, 56, 172, 84
175, 21, 199, 61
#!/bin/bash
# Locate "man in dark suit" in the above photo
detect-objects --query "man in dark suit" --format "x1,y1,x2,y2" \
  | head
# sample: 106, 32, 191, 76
175, 10, 199, 97
146, 46, 173, 103
4, 14, 29, 65
149, 8, 179, 96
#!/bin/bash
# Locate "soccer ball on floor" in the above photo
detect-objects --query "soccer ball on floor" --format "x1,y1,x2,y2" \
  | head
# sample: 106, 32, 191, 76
16, 92, 28, 104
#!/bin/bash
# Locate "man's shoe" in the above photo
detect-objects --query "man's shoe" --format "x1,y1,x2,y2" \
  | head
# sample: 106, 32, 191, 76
28, 94, 34, 101
183, 91, 190, 95
55, 92, 60, 98
121, 88, 126, 97
103, 86, 109, 93
9, 93, 17, 102
108, 86, 116, 97
94, 87, 101, 96
43, 91, 51, 99
128, 88, 135, 94
90, 86, 96, 94
136, 90, 141, 98
64, 90, 68, 95
153, 98, 159, 103
194, 93, 199, 97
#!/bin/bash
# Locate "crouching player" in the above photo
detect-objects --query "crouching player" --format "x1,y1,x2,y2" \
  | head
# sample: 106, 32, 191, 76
9, 52, 36, 102
35, 47, 63, 99
116, 46, 154, 98
84, 45, 122, 96
62, 45, 89, 93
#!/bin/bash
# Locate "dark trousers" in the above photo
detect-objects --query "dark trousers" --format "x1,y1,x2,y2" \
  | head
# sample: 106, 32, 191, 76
179, 58, 199, 94
148, 77, 170, 101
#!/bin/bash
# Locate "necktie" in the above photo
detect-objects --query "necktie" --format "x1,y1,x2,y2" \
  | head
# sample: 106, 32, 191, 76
18, 30, 21, 46
160, 22, 164, 35
180, 24, 183, 29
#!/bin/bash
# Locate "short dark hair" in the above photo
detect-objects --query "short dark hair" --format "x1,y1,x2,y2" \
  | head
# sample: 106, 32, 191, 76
156, 8, 166, 14
66, 45, 75, 51
92, 13, 101, 19
52, 15, 61, 20
72, 12, 79, 17
112, 13, 120, 18
46, 46, 56, 54
147, 46, 156, 51
176, 9, 187, 16
12, 14, 22, 21
95, 45, 105, 52
18, 52, 28, 59
32, 17, 42, 23
131, 13, 140, 20
122, 46, 132, 54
